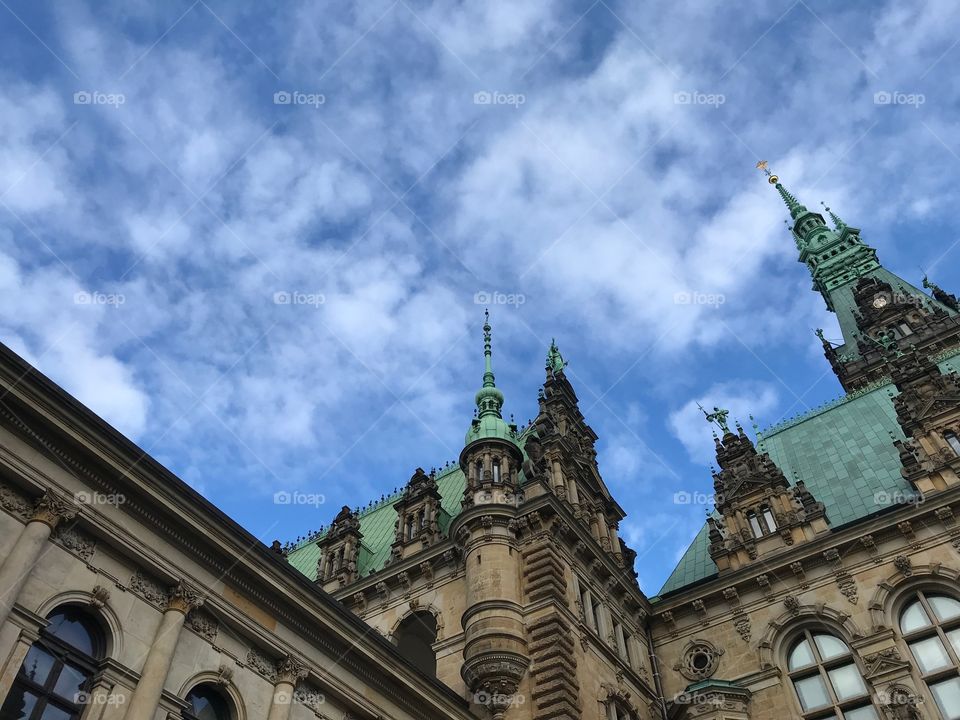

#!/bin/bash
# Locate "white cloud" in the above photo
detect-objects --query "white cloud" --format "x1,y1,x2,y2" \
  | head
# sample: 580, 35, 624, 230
668, 381, 779, 466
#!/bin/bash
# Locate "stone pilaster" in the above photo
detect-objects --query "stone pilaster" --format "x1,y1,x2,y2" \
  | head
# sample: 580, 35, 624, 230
122, 582, 203, 720
0, 491, 76, 627
266, 655, 308, 720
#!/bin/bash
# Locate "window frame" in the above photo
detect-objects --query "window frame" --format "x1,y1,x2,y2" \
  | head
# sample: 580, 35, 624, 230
898, 590, 960, 718
945, 432, 960, 457
1, 607, 105, 720
182, 683, 233, 720
785, 629, 877, 719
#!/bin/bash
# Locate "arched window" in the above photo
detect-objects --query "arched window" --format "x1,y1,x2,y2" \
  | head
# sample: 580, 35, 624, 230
747, 511, 763, 538
761, 505, 777, 533
605, 702, 636, 720
0, 606, 105, 720
786, 630, 877, 718
899, 592, 960, 718
393, 611, 437, 677
945, 432, 960, 457
491, 459, 501, 484
183, 684, 232, 720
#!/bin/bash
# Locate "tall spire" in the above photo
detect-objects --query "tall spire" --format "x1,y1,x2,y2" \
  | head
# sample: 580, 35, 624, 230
756, 160, 807, 218
758, 159, 960, 393
821, 201, 846, 230
475, 310, 504, 419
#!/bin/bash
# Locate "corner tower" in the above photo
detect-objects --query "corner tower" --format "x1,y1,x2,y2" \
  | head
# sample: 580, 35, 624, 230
757, 161, 960, 392
450, 311, 528, 719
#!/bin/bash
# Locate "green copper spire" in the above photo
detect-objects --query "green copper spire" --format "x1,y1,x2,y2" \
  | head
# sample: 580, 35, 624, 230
758, 160, 957, 371
821, 202, 846, 230
756, 160, 807, 219
475, 309, 504, 418
465, 311, 517, 446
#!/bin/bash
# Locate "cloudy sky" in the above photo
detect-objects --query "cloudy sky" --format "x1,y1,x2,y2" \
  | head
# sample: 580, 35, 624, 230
2, 0, 959, 593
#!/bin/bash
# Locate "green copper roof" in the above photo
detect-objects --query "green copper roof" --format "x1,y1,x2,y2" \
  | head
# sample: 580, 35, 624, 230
657, 349, 960, 596
286, 464, 467, 581
286, 424, 538, 581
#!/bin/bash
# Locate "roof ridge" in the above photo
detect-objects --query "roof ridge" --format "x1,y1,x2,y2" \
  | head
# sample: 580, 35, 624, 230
285, 461, 466, 553
760, 377, 894, 437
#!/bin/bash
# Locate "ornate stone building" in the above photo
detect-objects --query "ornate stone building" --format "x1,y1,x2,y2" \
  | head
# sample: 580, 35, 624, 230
1, 167, 960, 720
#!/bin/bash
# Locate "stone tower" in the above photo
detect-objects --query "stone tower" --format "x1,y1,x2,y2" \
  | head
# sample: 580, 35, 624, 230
450, 310, 529, 719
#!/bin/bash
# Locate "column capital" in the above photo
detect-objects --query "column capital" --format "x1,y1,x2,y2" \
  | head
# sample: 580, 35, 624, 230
274, 655, 308, 685
30, 491, 77, 529
165, 581, 204, 614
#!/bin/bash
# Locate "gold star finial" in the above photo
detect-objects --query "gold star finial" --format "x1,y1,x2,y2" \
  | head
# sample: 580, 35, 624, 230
756, 160, 779, 184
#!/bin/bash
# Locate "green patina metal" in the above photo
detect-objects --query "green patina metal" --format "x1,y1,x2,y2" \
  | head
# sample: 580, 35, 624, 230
767, 176, 956, 363
546, 339, 568, 375
465, 310, 520, 447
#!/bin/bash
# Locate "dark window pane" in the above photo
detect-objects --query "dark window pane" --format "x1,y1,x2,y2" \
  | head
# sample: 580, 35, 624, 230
38, 704, 72, 720
20, 647, 55, 685
52, 664, 87, 701
45, 610, 98, 658
0, 684, 40, 720
185, 686, 230, 720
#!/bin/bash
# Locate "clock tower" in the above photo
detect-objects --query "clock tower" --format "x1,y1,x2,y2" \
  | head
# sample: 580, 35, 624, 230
757, 162, 960, 392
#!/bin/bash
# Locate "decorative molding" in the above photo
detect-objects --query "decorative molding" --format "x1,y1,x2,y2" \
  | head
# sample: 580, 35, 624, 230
167, 581, 204, 613
129, 570, 168, 608
31, 491, 77, 528
89, 585, 110, 609
275, 655, 308, 685
245, 648, 277, 682
0, 481, 31, 519
868, 563, 960, 632
186, 609, 219, 643
758, 604, 866, 669
52, 524, 96, 560
293, 683, 326, 717
863, 647, 911, 681
674, 639, 724, 681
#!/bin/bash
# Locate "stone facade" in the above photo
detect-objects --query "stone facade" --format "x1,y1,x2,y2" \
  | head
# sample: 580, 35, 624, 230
0, 344, 471, 720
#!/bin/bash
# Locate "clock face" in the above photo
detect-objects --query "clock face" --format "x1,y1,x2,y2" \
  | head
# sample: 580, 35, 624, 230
873, 295, 889, 309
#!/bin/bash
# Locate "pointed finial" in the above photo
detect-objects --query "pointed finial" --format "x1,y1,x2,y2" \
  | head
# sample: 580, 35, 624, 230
820, 201, 846, 230
756, 160, 778, 185
757, 160, 807, 218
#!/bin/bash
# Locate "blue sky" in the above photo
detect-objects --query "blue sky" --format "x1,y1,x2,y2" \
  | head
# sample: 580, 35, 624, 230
2, 0, 959, 594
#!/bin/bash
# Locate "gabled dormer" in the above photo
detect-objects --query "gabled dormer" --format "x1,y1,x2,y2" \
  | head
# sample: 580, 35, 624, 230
387, 467, 443, 564
316, 505, 365, 590
706, 417, 829, 573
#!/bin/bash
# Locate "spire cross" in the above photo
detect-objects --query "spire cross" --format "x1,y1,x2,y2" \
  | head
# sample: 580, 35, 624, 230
757, 160, 806, 218
755, 160, 778, 185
